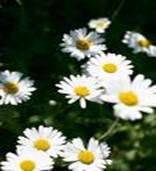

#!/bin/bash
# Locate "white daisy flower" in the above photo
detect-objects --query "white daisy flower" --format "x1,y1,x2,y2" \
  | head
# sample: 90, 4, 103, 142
101, 74, 156, 121
56, 75, 103, 108
84, 53, 133, 83
122, 31, 156, 57
60, 28, 106, 60
0, 70, 36, 105
88, 18, 111, 33
61, 137, 112, 171
1, 147, 54, 171
17, 125, 66, 158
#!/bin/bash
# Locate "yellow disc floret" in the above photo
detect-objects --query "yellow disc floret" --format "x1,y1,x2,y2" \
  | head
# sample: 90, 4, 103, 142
78, 150, 95, 164
76, 39, 91, 51
20, 160, 36, 171
34, 138, 51, 151
74, 86, 90, 97
138, 39, 151, 48
119, 91, 138, 106
102, 63, 118, 73
3, 82, 19, 94
96, 21, 107, 28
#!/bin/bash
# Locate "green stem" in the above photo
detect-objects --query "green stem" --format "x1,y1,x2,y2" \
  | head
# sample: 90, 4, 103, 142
111, 0, 126, 20
98, 118, 119, 141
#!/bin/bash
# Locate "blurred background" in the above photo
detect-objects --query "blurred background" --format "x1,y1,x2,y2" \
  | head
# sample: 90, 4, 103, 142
0, 0, 156, 170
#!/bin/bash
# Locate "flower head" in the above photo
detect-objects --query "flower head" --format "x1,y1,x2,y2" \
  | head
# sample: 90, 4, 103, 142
56, 75, 103, 108
17, 125, 66, 158
101, 74, 156, 120
84, 53, 133, 83
0, 70, 36, 105
88, 18, 111, 33
60, 28, 106, 60
122, 31, 156, 57
1, 147, 54, 171
61, 137, 111, 171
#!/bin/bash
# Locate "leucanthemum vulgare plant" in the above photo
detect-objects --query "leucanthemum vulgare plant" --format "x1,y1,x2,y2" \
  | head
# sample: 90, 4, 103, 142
60, 28, 106, 60
55, 17, 156, 170
17, 126, 66, 158
122, 31, 156, 57
1, 13, 156, 171
1, 126, 111, 171
0, 70, 36, 105
88, 18, 111, 33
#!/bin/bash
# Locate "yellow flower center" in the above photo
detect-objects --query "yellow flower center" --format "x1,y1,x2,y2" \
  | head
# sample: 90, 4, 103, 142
102, 63, 118, 73
20, 160, 36, 171
74, 86, 90, 97
119, 91, 138, 106
76, 39, 91, 51
96, 21, 107, 28
78, 150, 95, 164
33, 139, 51, 151
3, 82, 19, 94
138, 39, 151, 48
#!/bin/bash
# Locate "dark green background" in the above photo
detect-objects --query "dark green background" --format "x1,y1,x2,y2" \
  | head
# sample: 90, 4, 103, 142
1, 0, 156, 170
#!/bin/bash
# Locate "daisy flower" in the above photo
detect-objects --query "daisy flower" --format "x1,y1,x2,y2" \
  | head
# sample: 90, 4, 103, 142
88, 18, 111, 33
61, 137, 112, 171
122, 31, 156, 56
0, 70, 36, 105
17, 125, 66, 158
60, 28, 106, 60
101, 74, 156, 120
56, 75, 103, 108
1, 147, 54, 171
84, 53, 133, 83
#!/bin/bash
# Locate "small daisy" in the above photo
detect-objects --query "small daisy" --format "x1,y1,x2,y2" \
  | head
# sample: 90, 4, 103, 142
56, 75, 103, 108
60, 28, 106, 60
61, 137, 111, 171
101, 74, 156, 120
1, 147, 54, 171
17, 125, 66, 158
0, 70, 36, 105
84, 53, 133, 83
122, 31, 156, 56
88, 18, 111, 33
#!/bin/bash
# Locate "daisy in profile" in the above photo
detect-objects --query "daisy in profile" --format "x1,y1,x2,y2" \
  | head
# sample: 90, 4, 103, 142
84, 53, 133, 83
56, 75, 103, 108
1, 147, 54, 171
101, 74, 156, 120
61, 137, 112, 171
88, 18, 111, 33
60, 28, 106, 60
17, 125, 66, 158
122, 31, 156, 57
0, 70, 36, 105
